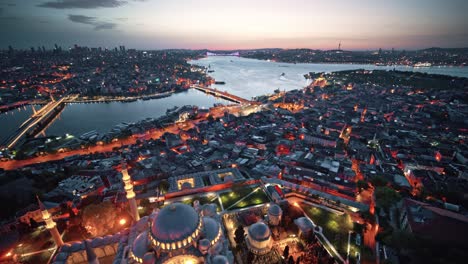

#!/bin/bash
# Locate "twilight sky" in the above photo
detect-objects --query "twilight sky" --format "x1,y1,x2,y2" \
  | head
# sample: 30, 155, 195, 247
0, 0, 467, 50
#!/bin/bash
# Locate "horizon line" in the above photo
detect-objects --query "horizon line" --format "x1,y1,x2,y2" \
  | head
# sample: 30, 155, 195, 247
2, 46, 468, 52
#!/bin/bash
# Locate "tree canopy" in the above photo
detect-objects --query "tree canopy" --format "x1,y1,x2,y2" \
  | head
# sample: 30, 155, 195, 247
375, 186, 401, 209
81, 202, 120, 237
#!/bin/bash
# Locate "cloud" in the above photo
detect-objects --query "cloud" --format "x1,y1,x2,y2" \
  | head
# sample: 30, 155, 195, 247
68, 14, 95, 24
38, 0, 147, 9
38, 0, 127, 9
95, 22, 117, 30
68, 15, 117, 30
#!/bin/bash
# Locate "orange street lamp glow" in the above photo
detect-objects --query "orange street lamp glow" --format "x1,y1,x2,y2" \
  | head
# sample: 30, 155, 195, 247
119, 218, 127, 225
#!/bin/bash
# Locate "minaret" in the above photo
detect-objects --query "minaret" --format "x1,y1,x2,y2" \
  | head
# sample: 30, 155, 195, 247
37, 196, 64, 247
121, 161, 140, 221
84, 240, 100, 264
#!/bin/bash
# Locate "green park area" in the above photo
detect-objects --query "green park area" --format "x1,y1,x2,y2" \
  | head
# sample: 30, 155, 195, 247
178, 193, 222, 211
302, 204, 358, 260
219, 185, 270, 211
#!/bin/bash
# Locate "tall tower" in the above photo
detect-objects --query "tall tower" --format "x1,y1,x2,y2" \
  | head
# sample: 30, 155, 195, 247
37, 196, 64, 247
121, 161, 140, 221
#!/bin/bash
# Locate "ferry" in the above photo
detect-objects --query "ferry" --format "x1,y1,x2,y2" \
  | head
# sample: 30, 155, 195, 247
413, 62, 432, 67
79, 130, 98, 140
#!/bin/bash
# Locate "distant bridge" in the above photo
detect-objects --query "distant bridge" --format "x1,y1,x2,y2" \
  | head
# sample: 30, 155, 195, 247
206, 51, 240, 57
191, 85, 252, 104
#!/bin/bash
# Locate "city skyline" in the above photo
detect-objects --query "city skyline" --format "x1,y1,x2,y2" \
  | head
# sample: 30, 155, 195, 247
1, 0, 467, 50
1, 1, 468, 263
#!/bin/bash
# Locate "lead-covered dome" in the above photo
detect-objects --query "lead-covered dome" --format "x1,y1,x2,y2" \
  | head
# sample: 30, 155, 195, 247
248, 222, 270, 241
212, 255, 229, 264
150, 203, 202, 250
131, 230, 150, 261
246, 222, 272, 255
268, 204, 282, 216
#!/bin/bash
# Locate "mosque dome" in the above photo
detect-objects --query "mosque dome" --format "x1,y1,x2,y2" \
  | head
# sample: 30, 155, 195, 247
142, 252, 156, 264
150, 203, 202, 251
201, 203, 218, 217
202, 217, 221, 242
267, 203, 283, 226
248, 222, 271, 241
131, 231, 150, 262
212, 255, 229, 264
268, 204, 282, 216
198, 238, 210, 254
246, 222, 272, 255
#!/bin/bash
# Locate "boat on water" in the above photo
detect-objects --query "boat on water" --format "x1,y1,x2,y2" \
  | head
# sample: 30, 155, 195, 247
279, 72, 287, 80
413, 62, 432, 67
214, 81, 225, 85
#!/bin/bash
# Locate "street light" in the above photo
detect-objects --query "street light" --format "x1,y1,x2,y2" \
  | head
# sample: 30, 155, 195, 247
119, 218, 127, 226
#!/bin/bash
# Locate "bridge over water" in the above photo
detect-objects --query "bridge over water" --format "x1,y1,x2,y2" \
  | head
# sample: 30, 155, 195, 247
2, 94, 78, 149
206, 51, 240, 57
191, 85, 255, 105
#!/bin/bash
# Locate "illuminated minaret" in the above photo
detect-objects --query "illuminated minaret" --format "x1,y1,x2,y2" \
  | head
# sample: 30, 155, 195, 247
37, 196, 64, 247
121, 161, 140, 221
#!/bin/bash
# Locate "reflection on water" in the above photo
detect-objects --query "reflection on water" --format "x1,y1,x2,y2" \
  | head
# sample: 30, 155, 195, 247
0, 89, 228, 141
190, 56, 468, 99
2, 57, 468, 143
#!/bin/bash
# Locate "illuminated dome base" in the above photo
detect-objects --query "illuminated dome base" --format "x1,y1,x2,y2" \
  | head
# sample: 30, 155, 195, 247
163, 254, 201, 264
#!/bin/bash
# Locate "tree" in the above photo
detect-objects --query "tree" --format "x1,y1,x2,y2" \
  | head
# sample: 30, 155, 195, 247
369, 176, 388, 187
375, 186, 401, 210
140, 198, 151, 209
234, 225, 245, 246
158, 180, 169, 194
283, 245, 290, 259
357, 180, 369, 191
81, 202, 120, 237
139, 198, 151, 215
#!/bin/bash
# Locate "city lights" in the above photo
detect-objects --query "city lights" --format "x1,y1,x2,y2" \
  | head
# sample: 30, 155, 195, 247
0, 2, 466, 264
